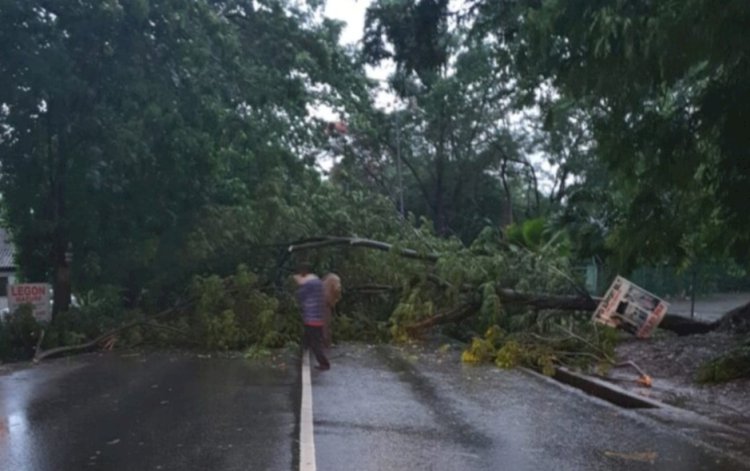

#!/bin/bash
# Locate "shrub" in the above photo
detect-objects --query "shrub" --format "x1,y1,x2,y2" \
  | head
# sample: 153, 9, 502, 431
0, 306, 43, 361
189, 265, 297, 350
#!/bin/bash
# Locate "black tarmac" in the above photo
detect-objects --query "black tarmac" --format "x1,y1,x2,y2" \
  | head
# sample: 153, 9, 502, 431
0, 344, 748, 470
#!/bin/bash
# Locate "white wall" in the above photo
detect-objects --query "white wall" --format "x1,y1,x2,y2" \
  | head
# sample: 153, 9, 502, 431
0, 273, 17, 315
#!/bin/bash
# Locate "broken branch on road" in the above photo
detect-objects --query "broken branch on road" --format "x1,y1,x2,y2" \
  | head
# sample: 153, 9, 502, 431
33, 301, 195, 362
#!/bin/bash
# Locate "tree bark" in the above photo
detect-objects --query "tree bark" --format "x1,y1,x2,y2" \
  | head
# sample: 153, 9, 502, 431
52, 244, 71, 318
499, 159, 514, 228
50, 114, 71, 319
405, 300, 482, 335
434, 140, 448, 235
405, 289, 718, 336
494, 290, 718, 335
494, 288, 598, 310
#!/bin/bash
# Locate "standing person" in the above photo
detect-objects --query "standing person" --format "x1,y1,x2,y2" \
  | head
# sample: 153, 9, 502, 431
322, 273, 342, 348
294, 262, 330, 371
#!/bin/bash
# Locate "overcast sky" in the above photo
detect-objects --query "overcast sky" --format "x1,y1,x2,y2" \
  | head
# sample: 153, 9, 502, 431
322, 0, 398, 110
324, 0, 369, 46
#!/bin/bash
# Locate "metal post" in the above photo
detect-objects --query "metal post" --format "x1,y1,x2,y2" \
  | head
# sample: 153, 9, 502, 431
395, 112, 404, 217
690, 268, 696, 319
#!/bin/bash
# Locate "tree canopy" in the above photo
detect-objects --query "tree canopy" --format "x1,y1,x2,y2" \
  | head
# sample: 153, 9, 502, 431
471, 0, 750, 268
0, 0, 368, 307
1, 0, 749, 364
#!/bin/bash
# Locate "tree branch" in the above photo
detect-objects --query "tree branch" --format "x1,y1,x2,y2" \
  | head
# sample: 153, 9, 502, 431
287, 236, 439, 262
288, 235, 719, 336
33, 300, 194, 361
394, 147, 437, 213
406, 300, 482, 334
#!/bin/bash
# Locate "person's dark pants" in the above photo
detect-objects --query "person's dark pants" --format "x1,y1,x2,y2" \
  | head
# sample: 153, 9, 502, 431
322, 306, 333, 349
303, 324, 330, 370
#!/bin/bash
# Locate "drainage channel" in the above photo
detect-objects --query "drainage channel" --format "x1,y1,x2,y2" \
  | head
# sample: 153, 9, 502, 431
552, 367, 660, 409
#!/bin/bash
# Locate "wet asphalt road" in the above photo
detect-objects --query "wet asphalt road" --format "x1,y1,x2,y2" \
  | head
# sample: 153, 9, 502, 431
0, 345, 748, 471
314, 345, 749, 471
668, 291, 750, 322
0, 352, 298, 471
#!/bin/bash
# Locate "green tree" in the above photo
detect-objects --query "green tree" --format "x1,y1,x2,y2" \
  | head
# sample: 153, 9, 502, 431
355, 0, 544, 242
0, 0, 372, 313
472, 0, 750, 269
1, 0, 239, 313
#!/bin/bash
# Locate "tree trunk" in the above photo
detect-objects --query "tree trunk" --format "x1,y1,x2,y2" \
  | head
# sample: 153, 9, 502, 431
50, 115, 71, 320
52, 247, 71, 318
406, 300, 481, 334
434, 142, 448, 236
499, 160, 513, 228
286, 235, 733, 336
406, 289, 720, 336
717, 301, 750, 334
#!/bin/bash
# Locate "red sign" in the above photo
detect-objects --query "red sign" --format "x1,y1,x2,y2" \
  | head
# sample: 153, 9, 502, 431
593, 276, 669, 339
8, 283, 52, 322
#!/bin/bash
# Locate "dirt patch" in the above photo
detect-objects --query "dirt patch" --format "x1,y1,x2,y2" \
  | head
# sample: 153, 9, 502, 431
606, 332, 750, 433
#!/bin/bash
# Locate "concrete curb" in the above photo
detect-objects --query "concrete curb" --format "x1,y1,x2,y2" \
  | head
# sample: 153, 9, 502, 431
520, 366, 662, 410
551, 366, 662, 409
522, 365, 750, 466
521, 366, 746, 437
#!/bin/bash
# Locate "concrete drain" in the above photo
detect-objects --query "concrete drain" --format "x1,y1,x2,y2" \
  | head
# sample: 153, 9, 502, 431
552, 367, 660, 409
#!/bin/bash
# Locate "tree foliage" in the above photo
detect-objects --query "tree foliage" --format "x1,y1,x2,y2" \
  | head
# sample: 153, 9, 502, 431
472, 0, 750, 268
2, 0, 749, 368
356, 0, 544, 242
0, 0, 367, 309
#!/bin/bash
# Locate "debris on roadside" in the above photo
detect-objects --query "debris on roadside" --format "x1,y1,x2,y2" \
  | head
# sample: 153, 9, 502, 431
613, 360, 653, 388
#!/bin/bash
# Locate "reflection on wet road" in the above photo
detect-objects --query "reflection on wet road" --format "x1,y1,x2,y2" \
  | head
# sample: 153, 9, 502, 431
0, 345, 748, 470
312, 344, 750, 471
0, 353, 297, 471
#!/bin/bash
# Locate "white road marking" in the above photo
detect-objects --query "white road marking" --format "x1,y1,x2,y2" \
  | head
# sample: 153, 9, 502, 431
300, 351, 316, 471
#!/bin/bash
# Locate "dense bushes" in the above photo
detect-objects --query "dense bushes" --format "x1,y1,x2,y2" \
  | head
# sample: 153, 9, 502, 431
0, 306, 43, 361
188, 265, 298, 350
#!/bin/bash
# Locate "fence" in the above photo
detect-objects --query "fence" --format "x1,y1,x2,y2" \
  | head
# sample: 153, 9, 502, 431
575, 260, 750, 299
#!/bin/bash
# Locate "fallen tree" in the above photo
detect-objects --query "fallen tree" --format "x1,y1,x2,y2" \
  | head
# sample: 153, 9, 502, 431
31, 236, 747, 363
33, 300, 195, 362
490, 288, 729, 336
28, 263, 307, 362
289, 235, 738, 337
404, 289, 721, 336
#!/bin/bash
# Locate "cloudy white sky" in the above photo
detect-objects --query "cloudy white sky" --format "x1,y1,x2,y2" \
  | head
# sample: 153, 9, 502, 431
324, 0, 369, 46
323, 0, 399, 110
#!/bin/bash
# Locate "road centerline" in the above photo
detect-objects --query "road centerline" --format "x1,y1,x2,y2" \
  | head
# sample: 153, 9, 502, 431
300, 351, 316, 471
